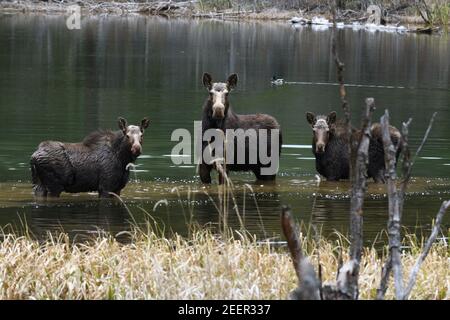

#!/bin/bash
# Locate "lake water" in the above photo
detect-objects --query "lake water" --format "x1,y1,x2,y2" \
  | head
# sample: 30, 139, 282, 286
0, 15, 449, 243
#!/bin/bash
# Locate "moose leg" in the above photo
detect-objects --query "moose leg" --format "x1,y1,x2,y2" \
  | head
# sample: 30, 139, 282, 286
33, 184, 48, 198
218, 170, 226, 185
98, 190, 115, 198
199, 163, 212, 184
253, 168, 277, 183
372, 169, 386, 183
47, 188, 62, 198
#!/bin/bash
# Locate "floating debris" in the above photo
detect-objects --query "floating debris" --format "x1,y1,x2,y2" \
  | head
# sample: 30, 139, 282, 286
270, 76, 284, 86
290, 15, 412, 33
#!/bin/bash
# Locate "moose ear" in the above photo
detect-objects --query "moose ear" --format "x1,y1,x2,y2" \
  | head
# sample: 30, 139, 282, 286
140, 118, 150, 131
306, 112, 316, 126
202, 73, 212, 90
227, 73, 238, 89
327, 111, 337, 125
118, 117, 127, 132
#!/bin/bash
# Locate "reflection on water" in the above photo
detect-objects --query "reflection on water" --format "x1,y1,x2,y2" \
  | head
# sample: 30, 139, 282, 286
0, 15, 449, 242
0, 178, 448, 244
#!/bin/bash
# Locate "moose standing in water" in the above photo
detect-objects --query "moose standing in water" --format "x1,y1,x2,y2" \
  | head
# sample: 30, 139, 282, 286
31, 117, 150, 198
199, 73, 282, 184
306, 111, 402, 182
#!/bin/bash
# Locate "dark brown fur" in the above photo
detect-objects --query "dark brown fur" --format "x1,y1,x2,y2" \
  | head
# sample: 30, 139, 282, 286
30, 118, 150, 198
199, 73, 282, 183
306, 112, 402, 182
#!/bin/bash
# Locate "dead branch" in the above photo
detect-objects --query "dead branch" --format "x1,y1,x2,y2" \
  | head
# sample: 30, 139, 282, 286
376, 254, 392, 300
398, 117, 413, 215
377, 112, 437, 299
415, 0, 431, 25
410, 112, 437, 167
380, 110, 404, 300
403, 200, 450, 299
331, 7, 351, 133
350, 97, 375, 261
281, 206, 320, 300
339, 97, 374, 299
281, 205, 303, 279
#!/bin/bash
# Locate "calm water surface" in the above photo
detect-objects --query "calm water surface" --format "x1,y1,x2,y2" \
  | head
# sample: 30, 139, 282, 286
0, 15, 449, 243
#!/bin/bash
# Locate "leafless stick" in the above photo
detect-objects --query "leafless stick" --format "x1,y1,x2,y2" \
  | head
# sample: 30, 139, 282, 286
281, 206, 320, 300
403, 200, 450, 300
377, 112, 437, 299
281, 205, 303, 279
311, 223, 323, 299
380, 110, 404, 300
337, 97, 374, 299
376, 254, 392, 300
398, 118, 412, 215
400, 112, 436, 212
410, 112, 437, 167
331, 8, 351, 133
350, 98, 375, 261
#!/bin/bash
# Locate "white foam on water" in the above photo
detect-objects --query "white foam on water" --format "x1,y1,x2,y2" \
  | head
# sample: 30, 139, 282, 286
296, 157, 315, 160
283, 144, 310, 149
284, 81, 404, 90
170, 165, 195, 168
443, 164, 450, 166
421, 157, 443, 160
138, 155, 163, 159
129, 169, 149, 173
163, 154, 191, 158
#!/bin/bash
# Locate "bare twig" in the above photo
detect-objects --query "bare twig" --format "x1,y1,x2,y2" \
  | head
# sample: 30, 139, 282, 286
398, 118, 413, 215
350, 98, 375, 261
376, 254, 392, 300
339, 97, 375, 299
380, 110, 404, 300
377, 112, 437, 299
281, 206, 320, 300
403, 200, 450, 299
281, 205, 303, 279
410, 112, 437, 167
331, 7, 351, 134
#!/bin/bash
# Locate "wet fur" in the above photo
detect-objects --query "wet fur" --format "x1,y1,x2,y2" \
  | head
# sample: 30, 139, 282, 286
31, 130, 137, 198
311, 119, 402, 182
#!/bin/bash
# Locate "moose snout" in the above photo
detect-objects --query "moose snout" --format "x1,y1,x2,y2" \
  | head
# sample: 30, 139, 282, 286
316, 143, 325, 154
131, 144, 142, 157
212, 104, 225, 119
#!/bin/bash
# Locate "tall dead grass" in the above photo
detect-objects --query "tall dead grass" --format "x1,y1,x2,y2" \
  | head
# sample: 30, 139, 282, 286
0, 226, 447, 299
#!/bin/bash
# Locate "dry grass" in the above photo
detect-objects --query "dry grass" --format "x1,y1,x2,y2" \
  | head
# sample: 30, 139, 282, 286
0, 227, 448, 300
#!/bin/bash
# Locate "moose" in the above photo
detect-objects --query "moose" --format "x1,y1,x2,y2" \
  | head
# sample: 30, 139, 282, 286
30, 117, 150, 198
306, 111, 402, 182
199, 73, 282, 184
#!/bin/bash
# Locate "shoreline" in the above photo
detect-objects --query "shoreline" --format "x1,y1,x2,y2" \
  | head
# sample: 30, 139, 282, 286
0, 1, 432, 28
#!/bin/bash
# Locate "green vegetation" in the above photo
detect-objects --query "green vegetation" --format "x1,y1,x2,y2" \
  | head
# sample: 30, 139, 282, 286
416, 0, 450, 28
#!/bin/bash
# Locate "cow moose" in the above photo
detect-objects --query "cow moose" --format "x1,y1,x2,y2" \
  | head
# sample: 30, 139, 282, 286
306, 111, 402, 182
199, 73, 282, 184
30, 117, 150, 198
